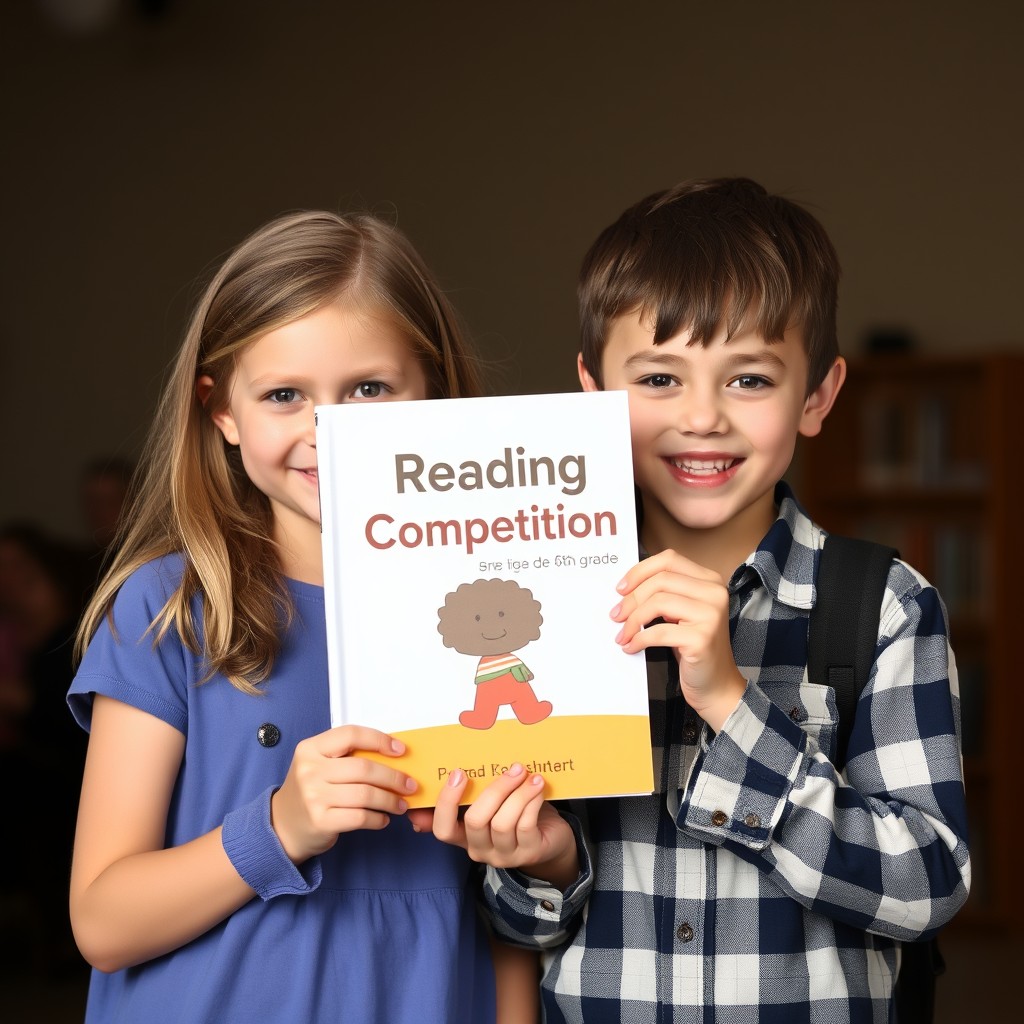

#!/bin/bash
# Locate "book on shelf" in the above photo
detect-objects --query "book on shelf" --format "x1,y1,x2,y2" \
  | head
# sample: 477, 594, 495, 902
315, 391, 654, 808
859, 385, 985, 490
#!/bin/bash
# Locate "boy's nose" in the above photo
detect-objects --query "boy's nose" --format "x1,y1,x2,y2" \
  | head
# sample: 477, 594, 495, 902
678, 386, 726, 435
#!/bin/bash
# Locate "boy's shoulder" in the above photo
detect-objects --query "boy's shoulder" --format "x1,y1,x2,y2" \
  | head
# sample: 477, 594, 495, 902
755, 483, 934, 621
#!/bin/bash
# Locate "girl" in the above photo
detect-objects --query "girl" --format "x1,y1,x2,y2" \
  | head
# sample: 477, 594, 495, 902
68, 211, 538, 1022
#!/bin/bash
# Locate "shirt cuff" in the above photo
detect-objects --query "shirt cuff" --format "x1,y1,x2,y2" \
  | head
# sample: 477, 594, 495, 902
680, 684, 805, 849
221, 786, 322, 900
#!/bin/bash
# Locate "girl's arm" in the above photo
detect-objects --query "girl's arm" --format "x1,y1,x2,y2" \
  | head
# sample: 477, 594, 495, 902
71, 695, 415, 972
490, 934, 539, 1024
70, 695, 254, 972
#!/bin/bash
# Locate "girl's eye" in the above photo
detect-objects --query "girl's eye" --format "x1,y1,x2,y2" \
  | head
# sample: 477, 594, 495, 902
639, 374, 676, 390
729, 374, 771, 391
355, 382, 384, 399
267, 389, 299, 404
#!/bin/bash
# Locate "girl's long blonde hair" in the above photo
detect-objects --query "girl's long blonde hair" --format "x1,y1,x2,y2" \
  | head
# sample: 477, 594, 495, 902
76, 211, 483, 692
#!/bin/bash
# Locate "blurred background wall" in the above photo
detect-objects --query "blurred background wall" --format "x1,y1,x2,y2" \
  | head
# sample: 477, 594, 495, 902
2, 0, 1021, 544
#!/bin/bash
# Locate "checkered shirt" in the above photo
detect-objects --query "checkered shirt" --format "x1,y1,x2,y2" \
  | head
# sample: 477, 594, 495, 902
482, 483, 971, 1023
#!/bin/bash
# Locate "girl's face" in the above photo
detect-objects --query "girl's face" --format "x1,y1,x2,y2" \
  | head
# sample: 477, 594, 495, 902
208, 298, 429, 583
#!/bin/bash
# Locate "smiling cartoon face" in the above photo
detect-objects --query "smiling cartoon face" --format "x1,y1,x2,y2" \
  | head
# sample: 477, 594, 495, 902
437, 578, 543, 656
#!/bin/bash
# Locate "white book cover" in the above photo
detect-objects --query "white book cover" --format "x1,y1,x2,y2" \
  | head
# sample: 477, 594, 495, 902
315, 391, 653, 807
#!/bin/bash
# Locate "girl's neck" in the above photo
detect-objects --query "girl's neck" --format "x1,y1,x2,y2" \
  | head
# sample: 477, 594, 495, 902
273, 524, 324, 586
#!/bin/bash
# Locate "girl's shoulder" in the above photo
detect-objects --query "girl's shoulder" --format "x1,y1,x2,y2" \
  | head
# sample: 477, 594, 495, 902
113, 552, 188, 610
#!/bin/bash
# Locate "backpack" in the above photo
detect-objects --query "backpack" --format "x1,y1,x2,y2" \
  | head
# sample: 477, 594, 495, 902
807, 534, 945, 1024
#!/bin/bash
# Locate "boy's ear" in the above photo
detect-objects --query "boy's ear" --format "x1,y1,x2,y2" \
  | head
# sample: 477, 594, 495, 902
197, 374, 240, 446
577, 353, 601, 392
798, 357, 846, 438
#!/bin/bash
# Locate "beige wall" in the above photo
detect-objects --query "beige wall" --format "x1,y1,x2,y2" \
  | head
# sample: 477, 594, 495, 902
3, 1, 1022, 541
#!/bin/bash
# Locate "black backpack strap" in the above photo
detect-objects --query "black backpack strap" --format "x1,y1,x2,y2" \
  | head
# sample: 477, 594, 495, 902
806, 534, 943, 1023
807, 534, 898, 771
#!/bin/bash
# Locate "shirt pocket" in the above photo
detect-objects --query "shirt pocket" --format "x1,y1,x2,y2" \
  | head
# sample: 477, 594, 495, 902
761, 679, 838, 759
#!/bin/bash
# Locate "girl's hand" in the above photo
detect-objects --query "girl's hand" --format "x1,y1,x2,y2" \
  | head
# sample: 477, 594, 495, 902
271, 725, 417, 863
408, 763, 579, 889
612, 549, 747, 732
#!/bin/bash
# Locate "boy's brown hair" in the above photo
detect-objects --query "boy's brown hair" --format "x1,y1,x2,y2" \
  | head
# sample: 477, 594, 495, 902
578, 177, 840, 393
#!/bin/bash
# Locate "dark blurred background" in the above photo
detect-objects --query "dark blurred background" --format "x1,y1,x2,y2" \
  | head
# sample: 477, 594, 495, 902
3, 0, 1022, 542
1, 1, 1021, 1020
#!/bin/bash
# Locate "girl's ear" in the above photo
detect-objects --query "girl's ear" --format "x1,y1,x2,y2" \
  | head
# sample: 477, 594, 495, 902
798, 357, 846, 438
578, 353, 601, 392
197, 375, 240, 446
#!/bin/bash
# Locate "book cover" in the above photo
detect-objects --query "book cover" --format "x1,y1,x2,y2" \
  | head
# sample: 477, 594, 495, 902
315, 391, 654, 808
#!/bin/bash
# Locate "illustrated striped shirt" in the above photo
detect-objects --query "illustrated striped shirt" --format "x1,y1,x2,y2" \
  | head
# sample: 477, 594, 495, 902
482, 483, 970, 1023
476, 654, 532, 684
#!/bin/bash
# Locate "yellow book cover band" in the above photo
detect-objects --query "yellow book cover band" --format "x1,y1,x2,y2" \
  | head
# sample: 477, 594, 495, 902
361, 714, 654, 808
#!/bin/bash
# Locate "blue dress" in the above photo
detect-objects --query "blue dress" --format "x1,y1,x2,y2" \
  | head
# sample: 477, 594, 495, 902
68, 555, 495, 1023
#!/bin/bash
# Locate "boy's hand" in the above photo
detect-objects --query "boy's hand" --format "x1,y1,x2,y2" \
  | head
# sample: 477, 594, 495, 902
407, 764, 580, 889
271, 725, 417, 864
613, 549, 747, 732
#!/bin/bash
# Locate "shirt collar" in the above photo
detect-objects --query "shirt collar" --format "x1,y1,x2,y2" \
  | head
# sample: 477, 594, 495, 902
729, 480, 823, 611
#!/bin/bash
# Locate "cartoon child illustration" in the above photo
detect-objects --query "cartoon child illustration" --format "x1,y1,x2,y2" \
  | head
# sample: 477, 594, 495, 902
437, 578, 552, 730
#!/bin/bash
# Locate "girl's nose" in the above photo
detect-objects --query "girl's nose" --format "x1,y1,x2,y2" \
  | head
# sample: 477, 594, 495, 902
303, 408, 317, 447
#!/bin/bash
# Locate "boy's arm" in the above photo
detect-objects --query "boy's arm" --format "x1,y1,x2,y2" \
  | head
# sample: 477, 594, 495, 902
408, 767, 595, 949
675, 561, 970, 940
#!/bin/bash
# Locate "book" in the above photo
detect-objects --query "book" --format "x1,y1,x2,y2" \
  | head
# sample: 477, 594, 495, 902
315, 391, 654, 808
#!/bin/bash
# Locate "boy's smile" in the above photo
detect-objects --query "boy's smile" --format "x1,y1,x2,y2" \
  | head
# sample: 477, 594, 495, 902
579, 311, 843, 568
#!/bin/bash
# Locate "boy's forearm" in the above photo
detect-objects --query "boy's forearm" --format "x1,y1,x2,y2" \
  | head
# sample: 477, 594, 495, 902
519, 841, 580, 891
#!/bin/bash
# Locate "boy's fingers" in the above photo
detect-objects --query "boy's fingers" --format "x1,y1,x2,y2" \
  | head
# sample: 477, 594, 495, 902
461, 764, 534, 833
482, 775, 547, 855
426, 769, 470, 848
406, 807, 435, 833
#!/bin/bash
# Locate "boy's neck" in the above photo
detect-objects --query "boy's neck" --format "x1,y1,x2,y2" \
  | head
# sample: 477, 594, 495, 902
638, 491, 777, 583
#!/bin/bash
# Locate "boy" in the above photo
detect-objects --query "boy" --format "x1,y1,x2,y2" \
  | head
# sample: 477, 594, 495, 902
412, 178, 970, 1022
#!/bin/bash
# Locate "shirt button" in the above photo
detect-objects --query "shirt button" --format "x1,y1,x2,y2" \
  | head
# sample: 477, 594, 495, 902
682, 725, 698, 744
711, 810, 728, 827
676, 922, 694, 943
789, 706, 804, 722
257, 722, 281, 747
744, 813, 762, 829
540, 899, 555, 912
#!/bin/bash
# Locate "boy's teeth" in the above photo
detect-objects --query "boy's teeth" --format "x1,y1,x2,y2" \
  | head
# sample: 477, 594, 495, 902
670, 457, 734, 474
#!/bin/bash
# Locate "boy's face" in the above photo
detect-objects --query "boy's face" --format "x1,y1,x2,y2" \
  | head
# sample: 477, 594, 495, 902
579, 312, 843, 551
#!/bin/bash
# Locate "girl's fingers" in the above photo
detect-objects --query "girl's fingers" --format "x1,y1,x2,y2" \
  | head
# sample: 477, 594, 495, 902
318, 755, 418, 798
315, 724, 407, 759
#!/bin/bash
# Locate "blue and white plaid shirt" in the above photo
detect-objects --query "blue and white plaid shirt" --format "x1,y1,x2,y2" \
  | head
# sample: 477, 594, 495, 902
483, 483, 970, 1023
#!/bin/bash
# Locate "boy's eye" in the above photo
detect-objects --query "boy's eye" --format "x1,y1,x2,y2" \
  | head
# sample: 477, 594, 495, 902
729, 374, 770, 391
267, 388, 300, 404
639, 374, 676, 389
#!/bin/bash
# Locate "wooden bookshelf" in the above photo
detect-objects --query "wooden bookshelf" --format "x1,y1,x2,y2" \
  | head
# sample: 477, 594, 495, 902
797, 352, 1024, 931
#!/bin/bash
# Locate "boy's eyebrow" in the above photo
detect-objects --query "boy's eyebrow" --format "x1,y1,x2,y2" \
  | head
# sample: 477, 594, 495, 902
622, 347, 789, 372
